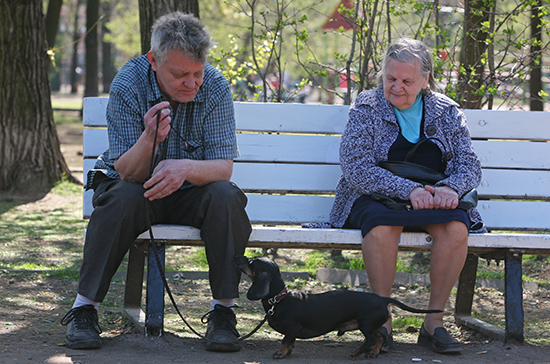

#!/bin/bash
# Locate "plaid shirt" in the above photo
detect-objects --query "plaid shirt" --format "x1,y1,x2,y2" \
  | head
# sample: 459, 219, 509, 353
86, 55, 238, 190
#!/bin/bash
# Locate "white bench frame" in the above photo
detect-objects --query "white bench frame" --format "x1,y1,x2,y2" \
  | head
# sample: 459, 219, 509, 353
83, 97, 550, 342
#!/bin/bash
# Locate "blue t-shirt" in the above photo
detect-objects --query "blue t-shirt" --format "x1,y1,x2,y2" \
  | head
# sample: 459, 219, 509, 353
393, 93, 423, 143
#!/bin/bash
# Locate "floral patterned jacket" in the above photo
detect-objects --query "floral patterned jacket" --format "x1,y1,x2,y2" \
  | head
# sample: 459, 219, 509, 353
328, 88, 484, 231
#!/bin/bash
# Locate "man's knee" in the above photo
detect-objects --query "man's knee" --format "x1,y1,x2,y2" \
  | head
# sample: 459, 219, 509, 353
93, 179, 146, 213
201, 181, 247, 208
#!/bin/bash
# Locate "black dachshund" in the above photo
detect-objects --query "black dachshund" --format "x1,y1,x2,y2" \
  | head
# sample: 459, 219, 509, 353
235, 255, 441, 359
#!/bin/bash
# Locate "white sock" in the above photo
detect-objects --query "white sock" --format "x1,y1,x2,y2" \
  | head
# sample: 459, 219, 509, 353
73, 293, 100, 311
211, 298, 234, 311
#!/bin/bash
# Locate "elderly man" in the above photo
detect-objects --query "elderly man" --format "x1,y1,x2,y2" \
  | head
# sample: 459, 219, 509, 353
61, 12, 251, 353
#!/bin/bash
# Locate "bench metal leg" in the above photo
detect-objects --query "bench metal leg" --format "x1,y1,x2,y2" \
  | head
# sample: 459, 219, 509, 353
146, 242, 165, 336
505, 249, 524, 343
455, 253, 507, 341
123, 244, 146, 329
455, 253, 478, 316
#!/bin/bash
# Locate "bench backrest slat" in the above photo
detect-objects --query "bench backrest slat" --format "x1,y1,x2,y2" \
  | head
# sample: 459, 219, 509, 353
84, 98, 549, 139
82, 97, 550, 231
84, 129, 550, 169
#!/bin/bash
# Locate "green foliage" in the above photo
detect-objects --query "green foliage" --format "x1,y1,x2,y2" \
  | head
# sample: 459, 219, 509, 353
189, 249, 209, 270
392, 315, 423, 329
104, 1, 141, 67
47, 0, 549, 108
303, 250, 331, 275
52, 175, 82, 197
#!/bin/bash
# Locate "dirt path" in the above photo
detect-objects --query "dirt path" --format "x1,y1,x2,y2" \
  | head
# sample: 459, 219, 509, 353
2, 271, 550, 364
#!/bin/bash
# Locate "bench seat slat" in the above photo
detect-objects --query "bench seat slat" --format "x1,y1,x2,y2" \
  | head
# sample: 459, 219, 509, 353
135, 225, 550, 253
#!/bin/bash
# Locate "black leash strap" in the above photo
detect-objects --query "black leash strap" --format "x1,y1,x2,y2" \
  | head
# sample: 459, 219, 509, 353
143, 109, 267, 341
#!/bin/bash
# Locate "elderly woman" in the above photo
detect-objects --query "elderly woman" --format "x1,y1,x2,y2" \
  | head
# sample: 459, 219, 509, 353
329, 38, 483, 353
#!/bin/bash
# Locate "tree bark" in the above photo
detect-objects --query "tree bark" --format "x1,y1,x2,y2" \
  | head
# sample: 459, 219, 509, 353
138, 0, 200, 54
458, 0, 491, 109
0, 0, 74, 192
101, 1, 116, 93
84, 0, 99, 97
44, 0, 63, 49
70, 0, 83, 94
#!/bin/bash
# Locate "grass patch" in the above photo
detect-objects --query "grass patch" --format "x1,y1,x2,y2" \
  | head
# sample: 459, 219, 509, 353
0, 181, 86, 280
51, 99, 82, 111
52, 174, 83, 196
53, 110, 81, 125
392, 315, 424, 330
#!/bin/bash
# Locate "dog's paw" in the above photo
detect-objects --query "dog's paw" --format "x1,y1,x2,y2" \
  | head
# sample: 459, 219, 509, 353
273, 350, 289, 359
366, 348, 381, 359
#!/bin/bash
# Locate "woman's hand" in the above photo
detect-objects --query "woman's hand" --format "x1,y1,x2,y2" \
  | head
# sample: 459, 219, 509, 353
425, 185, 459, 209
410, 186, 434, 210
410, 185, 459, 210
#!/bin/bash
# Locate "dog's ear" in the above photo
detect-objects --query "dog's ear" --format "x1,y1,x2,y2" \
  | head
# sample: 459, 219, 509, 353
234, 254, 253, 277
247, 271, 271, 300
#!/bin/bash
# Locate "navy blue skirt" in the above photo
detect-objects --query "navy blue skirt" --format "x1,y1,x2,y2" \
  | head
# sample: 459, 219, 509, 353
344, 195, 470, 237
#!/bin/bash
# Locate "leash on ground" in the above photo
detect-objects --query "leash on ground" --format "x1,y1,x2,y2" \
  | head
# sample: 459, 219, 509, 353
142, 109, 267, 342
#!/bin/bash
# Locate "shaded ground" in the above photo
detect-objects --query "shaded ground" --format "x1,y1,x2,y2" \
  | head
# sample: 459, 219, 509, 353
2, 269, 550, 364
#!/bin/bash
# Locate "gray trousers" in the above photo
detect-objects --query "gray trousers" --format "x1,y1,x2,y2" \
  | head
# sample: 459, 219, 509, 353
78, 175, 251, 302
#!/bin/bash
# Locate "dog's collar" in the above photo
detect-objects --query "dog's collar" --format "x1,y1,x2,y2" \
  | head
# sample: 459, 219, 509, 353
266, 287, 288, 315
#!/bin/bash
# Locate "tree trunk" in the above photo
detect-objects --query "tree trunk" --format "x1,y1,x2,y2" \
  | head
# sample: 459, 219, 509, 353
101, 1, 115, 93
529, 0, 543, 111
70, 0, 83, 94
458, 0, 491, 109
84, 0, 99, 97
44, 0, 63, 49
138, 0, 200, 54
0, 0, 74, 192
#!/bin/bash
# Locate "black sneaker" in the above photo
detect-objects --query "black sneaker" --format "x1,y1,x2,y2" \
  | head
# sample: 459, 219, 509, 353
202, 304, 241, 352
61, 305, 102, 349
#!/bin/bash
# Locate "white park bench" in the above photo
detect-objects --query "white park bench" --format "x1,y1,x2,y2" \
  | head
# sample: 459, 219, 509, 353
83, 97, 550, 342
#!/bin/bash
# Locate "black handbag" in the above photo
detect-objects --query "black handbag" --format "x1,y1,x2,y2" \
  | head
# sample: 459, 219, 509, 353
377, 137, 447, 185
373, 137, 478, 211
371, 189, 478, 211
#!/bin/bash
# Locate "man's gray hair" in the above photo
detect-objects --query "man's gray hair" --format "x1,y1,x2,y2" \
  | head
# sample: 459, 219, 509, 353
150, 12, 215, 64
377, 38, 438, 93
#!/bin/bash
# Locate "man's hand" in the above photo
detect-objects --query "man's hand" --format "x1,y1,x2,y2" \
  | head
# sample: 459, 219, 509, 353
142, 159, 233, 201
143, 159, 192, 201
144, 101, 171, 144
114, 101, 172, 183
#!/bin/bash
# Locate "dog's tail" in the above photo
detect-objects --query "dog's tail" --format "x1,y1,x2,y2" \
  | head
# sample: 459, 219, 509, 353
385, 297, 442, 314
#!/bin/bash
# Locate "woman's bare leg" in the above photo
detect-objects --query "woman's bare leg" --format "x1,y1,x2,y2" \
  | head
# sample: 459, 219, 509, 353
422, 221, 468, 334
362, 225, 403, 331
